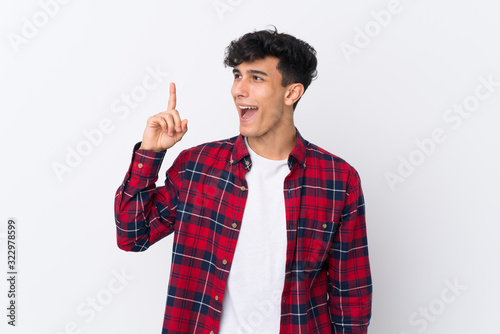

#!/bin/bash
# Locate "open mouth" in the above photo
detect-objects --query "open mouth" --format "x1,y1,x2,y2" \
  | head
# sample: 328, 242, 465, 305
239, 105, 258, 119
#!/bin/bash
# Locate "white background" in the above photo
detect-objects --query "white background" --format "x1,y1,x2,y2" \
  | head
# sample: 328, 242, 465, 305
1, 0, 499, 333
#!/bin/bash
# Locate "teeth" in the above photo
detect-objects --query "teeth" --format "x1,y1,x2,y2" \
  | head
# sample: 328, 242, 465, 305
240, 105, 257, 119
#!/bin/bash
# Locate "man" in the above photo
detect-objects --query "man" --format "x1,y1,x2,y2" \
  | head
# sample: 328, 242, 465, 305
115, 28, 372, 334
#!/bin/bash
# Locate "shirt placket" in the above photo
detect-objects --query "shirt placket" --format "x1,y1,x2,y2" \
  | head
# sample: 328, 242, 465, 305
280, 163, 304, 331
211, 157, 250, 334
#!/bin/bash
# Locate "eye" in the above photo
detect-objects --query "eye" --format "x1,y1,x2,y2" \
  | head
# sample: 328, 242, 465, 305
253, 76, 263, 81
234, 73, 242, 79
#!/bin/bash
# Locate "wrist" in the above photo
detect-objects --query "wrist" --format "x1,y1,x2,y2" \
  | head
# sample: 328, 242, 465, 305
138, 144, 166, 152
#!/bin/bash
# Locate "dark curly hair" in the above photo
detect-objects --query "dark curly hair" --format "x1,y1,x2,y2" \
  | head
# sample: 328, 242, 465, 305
224, 27, 318, 110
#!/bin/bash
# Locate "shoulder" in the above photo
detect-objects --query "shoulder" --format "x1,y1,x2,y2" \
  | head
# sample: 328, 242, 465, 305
174, 135, 239, 164
183, 135, 238, 154
303, 139, 361, 185
305, 140, 357, 171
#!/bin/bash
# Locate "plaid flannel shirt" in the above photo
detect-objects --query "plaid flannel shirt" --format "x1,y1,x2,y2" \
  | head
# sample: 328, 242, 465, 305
114, 130, 372, 333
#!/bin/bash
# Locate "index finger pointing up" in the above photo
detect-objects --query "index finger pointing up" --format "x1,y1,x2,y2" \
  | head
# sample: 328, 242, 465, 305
168, 82, 176, 110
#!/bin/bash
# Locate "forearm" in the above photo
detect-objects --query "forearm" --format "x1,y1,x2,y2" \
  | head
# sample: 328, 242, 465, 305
114, 143, 178, 251
328, 171, 372, 333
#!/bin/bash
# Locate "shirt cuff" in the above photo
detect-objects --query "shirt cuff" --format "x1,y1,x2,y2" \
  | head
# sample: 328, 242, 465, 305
129, 142, 166, 179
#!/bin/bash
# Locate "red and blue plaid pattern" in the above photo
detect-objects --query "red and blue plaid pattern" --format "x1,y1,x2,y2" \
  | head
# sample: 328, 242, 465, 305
115, 130, 372, 333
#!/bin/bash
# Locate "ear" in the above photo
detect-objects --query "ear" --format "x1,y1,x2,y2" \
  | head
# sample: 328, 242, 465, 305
283, 83, 305, 107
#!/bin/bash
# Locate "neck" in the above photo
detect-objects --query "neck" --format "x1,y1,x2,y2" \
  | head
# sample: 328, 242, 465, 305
247, 125, 296, 160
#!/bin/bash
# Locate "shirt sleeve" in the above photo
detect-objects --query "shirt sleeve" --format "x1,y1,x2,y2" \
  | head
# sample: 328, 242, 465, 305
328, 169, 372, 333
114, 142, 183, 252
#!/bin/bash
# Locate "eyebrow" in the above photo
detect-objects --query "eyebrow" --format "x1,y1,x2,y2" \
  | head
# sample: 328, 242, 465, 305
232, 68, 269, 77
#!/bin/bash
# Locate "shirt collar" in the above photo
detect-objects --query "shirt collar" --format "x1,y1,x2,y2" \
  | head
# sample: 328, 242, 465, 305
229, 129, 308, 170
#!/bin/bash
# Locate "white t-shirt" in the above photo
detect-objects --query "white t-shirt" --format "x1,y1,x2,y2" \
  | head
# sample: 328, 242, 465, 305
218, 138, 289, 334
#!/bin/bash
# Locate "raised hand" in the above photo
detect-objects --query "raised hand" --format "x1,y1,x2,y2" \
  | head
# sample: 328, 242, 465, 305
139, 82, 188, 152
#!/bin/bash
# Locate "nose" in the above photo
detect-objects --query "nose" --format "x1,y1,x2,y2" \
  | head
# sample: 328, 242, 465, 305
232, 78, 249, 98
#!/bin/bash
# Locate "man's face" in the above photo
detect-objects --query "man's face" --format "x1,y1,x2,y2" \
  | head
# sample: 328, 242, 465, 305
231, 56, 292, 141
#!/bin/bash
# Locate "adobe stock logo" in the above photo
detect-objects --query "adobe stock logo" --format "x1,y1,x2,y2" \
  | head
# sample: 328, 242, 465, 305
385, 75, 499, 191
399, 277, 467, 334
51, 65, 169, 182
235, 289, 282, 334
47, 268, 134, 334
212, 0, 244, 21
7, 0, 74, 54
339, 0, 421, 63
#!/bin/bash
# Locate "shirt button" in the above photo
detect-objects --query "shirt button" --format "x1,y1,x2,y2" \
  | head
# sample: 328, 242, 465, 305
138, 163, 143, 168
323, 223, 328, 229
240, 186, 246, 191
222, 259, 227, 265
232, 223, 237, 228
215, 296, 219, 301
229, 159, 234, 164
210, 331, 215, 334
282, 297, 286, 303
245, 160, 250, 166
